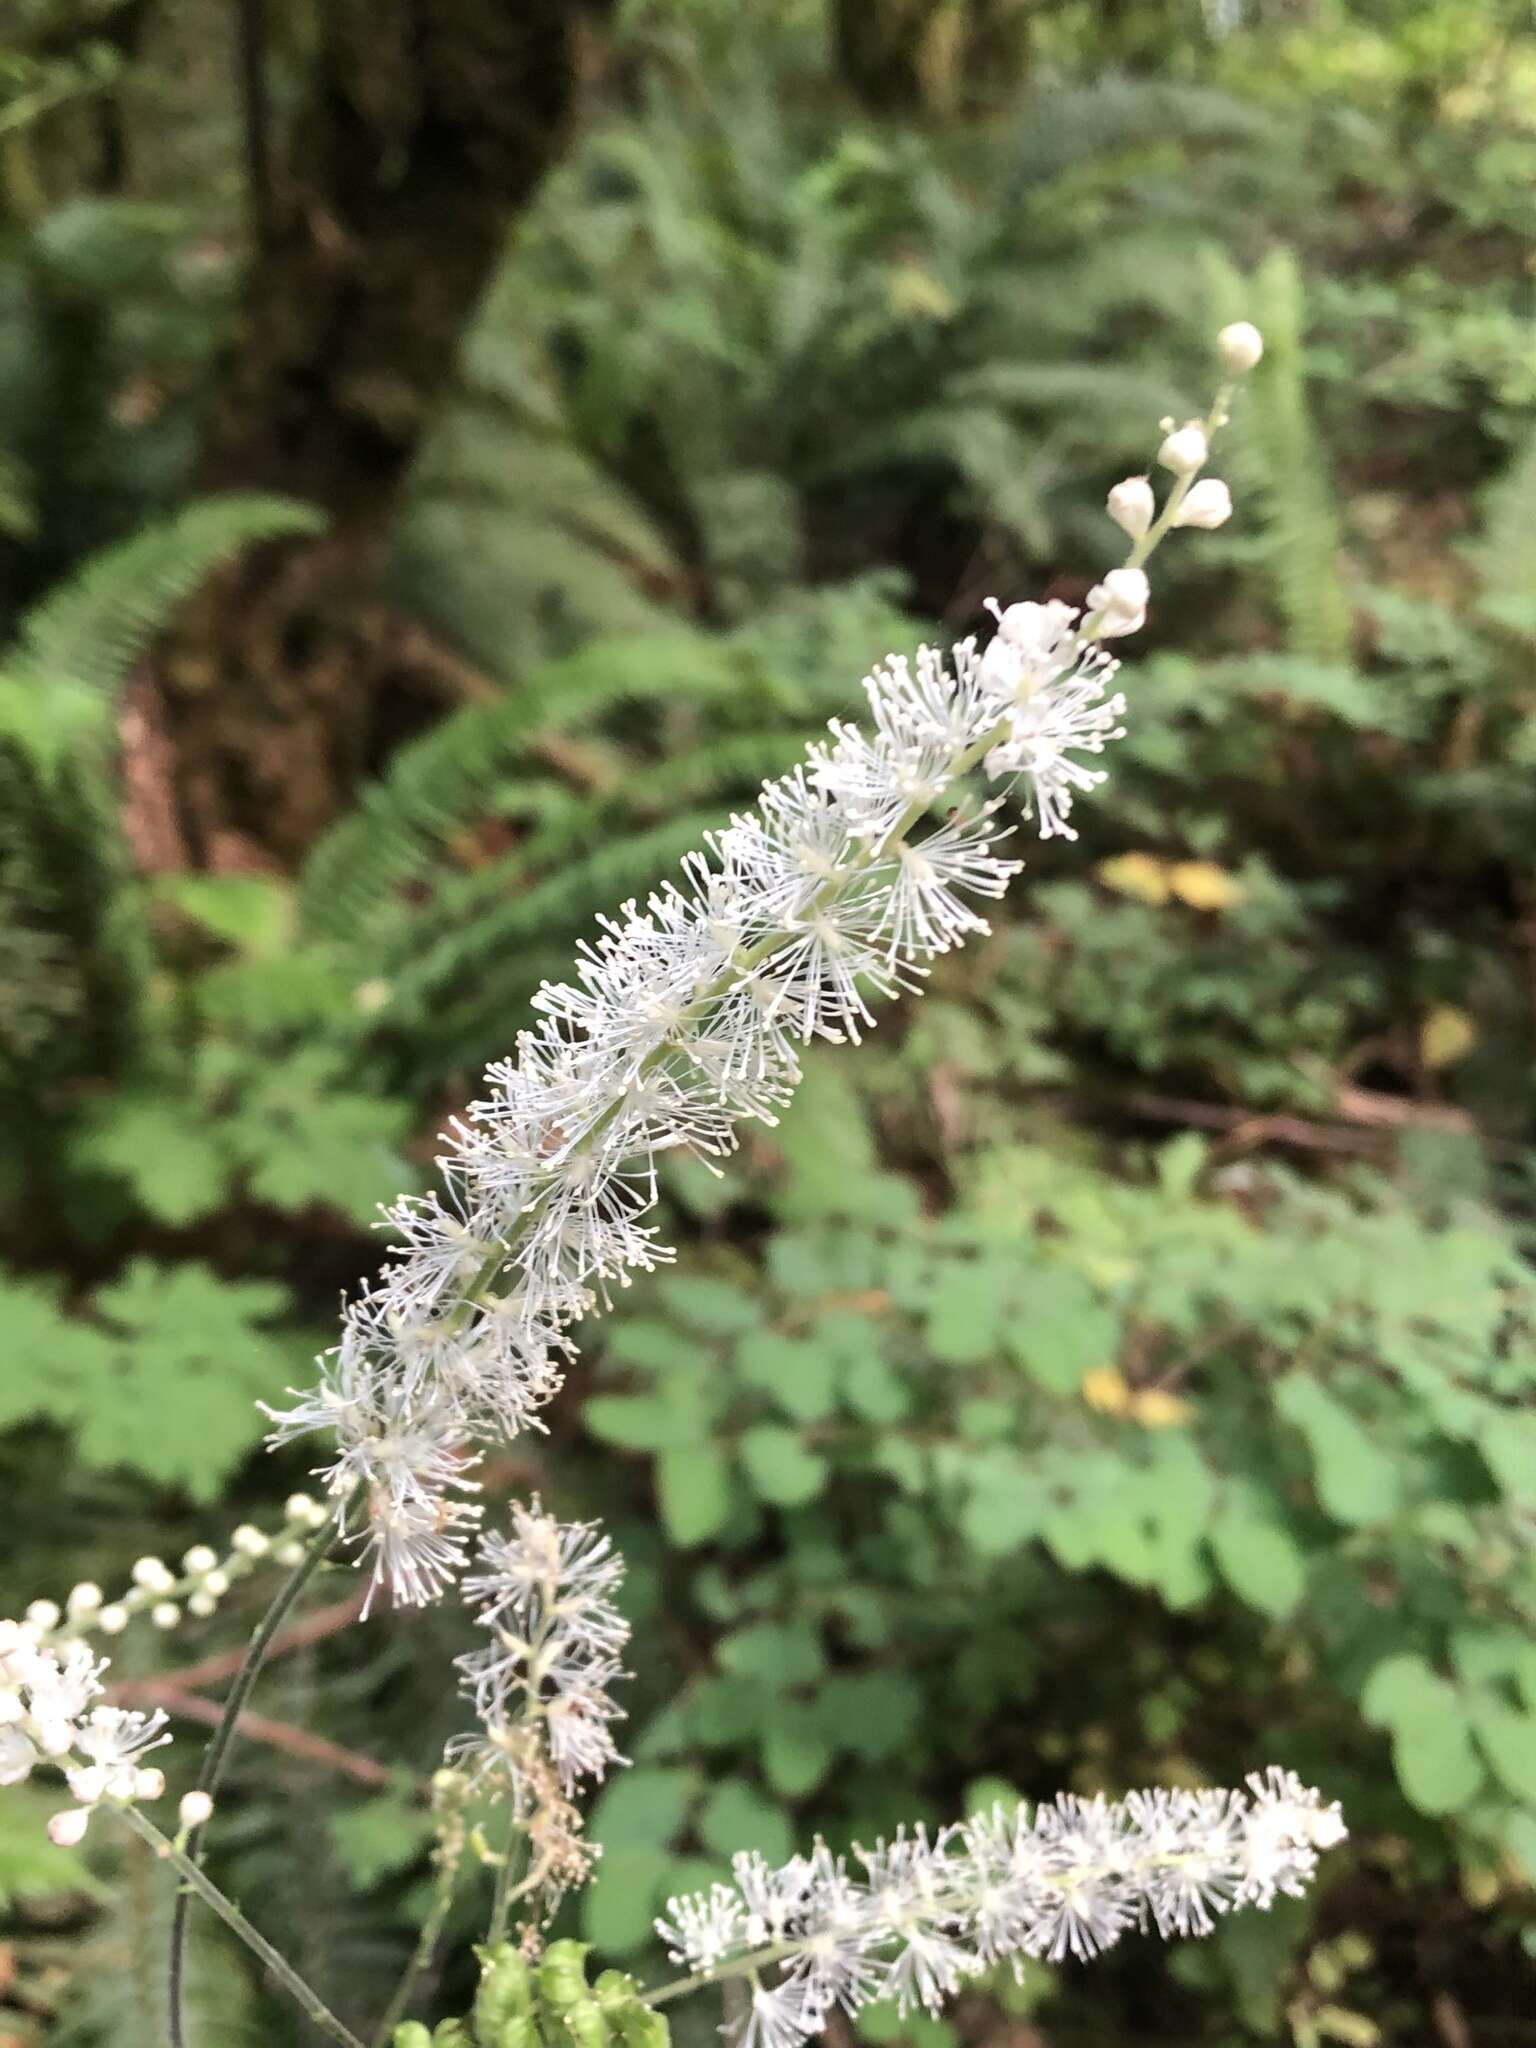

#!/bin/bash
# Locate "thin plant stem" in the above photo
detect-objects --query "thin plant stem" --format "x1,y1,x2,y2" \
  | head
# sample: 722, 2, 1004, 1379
369, 1839, 465, 2048
641, 1944, 797, 2008
486, 1813, 530, 1948
114, 1801, 366, 2048
168, 1522, 339, 2048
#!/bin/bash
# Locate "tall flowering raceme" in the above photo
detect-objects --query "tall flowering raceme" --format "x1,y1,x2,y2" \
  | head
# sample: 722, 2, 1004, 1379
1, 326, 1350, 2048
269, 522, 1143, 1609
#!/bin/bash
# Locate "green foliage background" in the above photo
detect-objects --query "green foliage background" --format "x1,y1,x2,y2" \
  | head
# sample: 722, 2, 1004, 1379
2, 1, 1535, 2042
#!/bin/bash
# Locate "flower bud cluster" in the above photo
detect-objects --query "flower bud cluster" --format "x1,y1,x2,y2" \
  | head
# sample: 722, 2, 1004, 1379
656, 1768, 1345, 2048
0, 1622, 171, 1846
42, 1496, 330, 1646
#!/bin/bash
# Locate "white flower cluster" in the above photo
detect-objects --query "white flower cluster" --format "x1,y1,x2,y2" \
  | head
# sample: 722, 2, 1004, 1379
657, 1769, 1346, 2048
0, 1621, 170, 1846
270, 603, 1134, 1604
446, 1501, 631, 1895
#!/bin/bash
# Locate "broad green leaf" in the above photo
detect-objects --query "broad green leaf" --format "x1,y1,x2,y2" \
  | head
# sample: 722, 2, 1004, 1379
1002, 1267, 1120, 1394
328, 1794, 433, 1888
924, 1257, 1012, 1365
1274, 1377, 1401, 1526
1393, 1706, 1484, 1816
1470, 1701, 1536, 1803
739, 1425, 827, 1507
581, 1844, 672, 1955
76, 1097, 230, 1227
1209, 1504, 1306, 1618
763, 1707, 834, 1797
590, 1768, 698, 1849
658, 1276, 761, 1336
1359, 1654, 1441, 1730
657, 1446, 733, 1545
736, 1330, 837, 1421
697, 1780, 793, 1863
717, 1621, 824, 1689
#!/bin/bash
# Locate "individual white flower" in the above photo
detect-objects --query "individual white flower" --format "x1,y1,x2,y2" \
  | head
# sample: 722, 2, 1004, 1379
1157, 423, 1208, 477
179, 1790, 214, 1829
70, 1705, 171, 1801
1173, 478, 1233, 529
1083, 566, 1149, 639
977, 598, 1081, 702
47, 1807, 90, 1847
1107, 476, 1155, 537
0, 1725, 37, 1786
1217, 320, 1264, 373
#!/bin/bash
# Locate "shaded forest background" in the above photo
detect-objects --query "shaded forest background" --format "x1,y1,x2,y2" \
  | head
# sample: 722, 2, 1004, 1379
1, 0, 1535, 2043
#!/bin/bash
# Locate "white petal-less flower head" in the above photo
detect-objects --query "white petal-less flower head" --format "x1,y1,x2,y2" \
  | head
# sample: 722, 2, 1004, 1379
1106, 476, 1155, 537
1217, 321, 1264, 374
1157, 423, 1209, 477
1084, 566, 1149, 640
1173, 478, 1233, 530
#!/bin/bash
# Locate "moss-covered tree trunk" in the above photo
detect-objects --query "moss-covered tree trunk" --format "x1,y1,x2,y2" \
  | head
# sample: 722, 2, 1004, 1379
148, 0, 608, 867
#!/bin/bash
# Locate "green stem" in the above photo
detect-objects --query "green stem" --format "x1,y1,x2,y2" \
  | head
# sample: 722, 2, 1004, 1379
486, 1820, 528, 1949
369, 1839, 465, 2048
641, 1944, 798, 2008
168, 1522, 339, 2048
115, 1802, 365, 2048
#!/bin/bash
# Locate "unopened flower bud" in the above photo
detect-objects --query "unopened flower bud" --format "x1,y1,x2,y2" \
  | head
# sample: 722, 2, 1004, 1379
26, 1600, 60, 1633
1173, 478, 1233, 530
1106, 476, 1155, 538
133, 1767, 166, 1802
284, 1493, 317, 1525
0, 1690, 23, 1725
132, 1557, 175, 1595
187, 1592, 217, 1619
48, 1806, 91, 1847
151, 1603, 181, 1631
1158, 424, 1208, 477
231, 1526, 268, 1559
202, 1570, 228, 1598
97, 1605, 129, 1636
1085, 566, 1150, 639
67, 1583, 103, 1616
182, 1545, 217, 1575
179, 1789, 214, 1829
274, 1542, 304, 1567
1217, 321, 1264, 374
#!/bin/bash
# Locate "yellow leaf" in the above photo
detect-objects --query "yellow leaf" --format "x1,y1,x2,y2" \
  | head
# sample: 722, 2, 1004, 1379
1168, 860, 1246, 912
1132, 1388, 1193, 1429
887, 264, 956, 321
1095, 852, 1169, 905
1420, 1003, 1476, 1070
1081, 1367, 1131, 1415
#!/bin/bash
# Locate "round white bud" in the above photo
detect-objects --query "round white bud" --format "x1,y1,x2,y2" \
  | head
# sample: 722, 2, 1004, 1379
187, 1592, 217, 1619
1157, 424, 1208, 477
179, 1789, 214, 1829
201, 1571, 229, 1599
274, 1542, 304, 1568
48, 1806, 91, 1847
182, 1545, 218, 1575
97, 1604, 129, 1636
150, 1603, 181, 1631
67, 1583, 103, 1616
1084, 566, 1150, 639
0, 1689, 24, 1725
132, 1557, 175, 1595
1217, 321, 1264, 373
1106, 476, 1155, 538
25, 1600, 60, 1633
284, 1494, 317, 1526
133, 1767, 167, 1802
1173, 478, 1233, 530
230, 1526, 268, 1559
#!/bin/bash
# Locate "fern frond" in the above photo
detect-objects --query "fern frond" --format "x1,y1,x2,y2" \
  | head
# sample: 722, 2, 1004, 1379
1205, 248, 1352, 663
2, 493, 323, 700
298, 633, 742, 941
